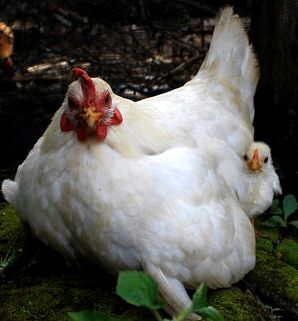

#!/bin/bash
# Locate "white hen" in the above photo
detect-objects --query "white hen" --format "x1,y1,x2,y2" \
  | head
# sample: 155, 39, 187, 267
1, 7, 280, 320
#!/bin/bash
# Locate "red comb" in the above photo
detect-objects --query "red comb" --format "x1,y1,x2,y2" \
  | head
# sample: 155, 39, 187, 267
72, 67, 96, 106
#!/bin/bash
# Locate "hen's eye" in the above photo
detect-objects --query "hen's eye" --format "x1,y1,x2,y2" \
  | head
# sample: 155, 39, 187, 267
243, 155, 248, 161
68, 96, 80, 109
104, 94, 110, 104
264, 157, 268, 163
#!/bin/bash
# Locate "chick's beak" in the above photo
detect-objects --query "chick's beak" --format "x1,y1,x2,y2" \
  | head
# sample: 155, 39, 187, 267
248, 149, 262, 172
79, 106, 103, 129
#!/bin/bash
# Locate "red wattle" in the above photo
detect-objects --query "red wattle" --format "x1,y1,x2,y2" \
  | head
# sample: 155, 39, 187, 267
110, 108, 123, 125
96, 123, 108, 140
60, 112, 74, 131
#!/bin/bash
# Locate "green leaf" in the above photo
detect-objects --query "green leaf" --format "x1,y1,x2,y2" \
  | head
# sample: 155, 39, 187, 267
68, 311, 115, 321
261, 216, 284, 228
260, 221, 279, 228
116, 271, 164, 310
192, 283, 208, 311
271, 199, 280, 209
269, 216, 284, 226
175, 306, 193, 321
270, 206, 283, 215
289, 220, 298, 228
270, 199, 283, 215
198, 306, 224, 321
283, 194, 298, 220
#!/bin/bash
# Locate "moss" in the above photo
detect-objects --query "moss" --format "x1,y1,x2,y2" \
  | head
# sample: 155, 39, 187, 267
1, 286, 68, 321
256, 237, 274, 253
0, 266, 153, 321
275, 238, 298, 269
209, 287, 266, 321
0, 204, 21, 241
245, 249, 298, 315
286, 275, 298, 302
0, 204, 25, 271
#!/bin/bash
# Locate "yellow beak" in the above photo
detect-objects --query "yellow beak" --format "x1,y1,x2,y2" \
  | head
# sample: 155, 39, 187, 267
79, 106, 103, 128
248, 149, 262, 172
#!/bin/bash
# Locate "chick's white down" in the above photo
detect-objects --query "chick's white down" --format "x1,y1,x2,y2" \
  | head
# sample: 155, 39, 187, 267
2, 7, 281, 320
241, 142, 281, 217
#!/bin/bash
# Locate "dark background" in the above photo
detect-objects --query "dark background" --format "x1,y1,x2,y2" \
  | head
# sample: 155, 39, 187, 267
0, 0, 297, 195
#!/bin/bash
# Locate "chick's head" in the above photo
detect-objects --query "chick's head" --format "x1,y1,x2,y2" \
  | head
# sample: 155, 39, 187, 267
244, 142, 272, 173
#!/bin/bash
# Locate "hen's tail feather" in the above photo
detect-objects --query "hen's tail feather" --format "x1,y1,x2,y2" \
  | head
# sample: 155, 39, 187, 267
195, 6, 259, 123
144, 263, 201, 320
2, 179, 18, 205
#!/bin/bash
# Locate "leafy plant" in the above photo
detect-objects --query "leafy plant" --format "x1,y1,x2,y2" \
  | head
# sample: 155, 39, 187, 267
116, 270, 164, 310
68, 271, 224, 321
117, 271, 224, 321
263, 194, 298, 229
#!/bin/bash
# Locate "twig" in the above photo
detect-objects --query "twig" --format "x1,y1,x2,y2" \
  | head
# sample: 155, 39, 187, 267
156, 54, 200, 82
164, 31, 199, 51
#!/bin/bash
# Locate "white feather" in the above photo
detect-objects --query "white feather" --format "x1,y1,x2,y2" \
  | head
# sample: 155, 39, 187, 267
2, 179, 18, 205
195, 6, 259, 123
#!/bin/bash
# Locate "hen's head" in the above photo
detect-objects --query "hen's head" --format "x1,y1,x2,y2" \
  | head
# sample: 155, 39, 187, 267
60, 68, 122, 141
244, 142, 272, 173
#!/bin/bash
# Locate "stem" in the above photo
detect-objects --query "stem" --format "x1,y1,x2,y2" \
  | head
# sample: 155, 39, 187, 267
174, 306, 193, 321
152, 309, 164, 321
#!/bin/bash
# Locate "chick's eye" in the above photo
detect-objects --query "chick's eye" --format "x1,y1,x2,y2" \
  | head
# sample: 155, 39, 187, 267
243, 155, 248, 161
264, 157, 268, 163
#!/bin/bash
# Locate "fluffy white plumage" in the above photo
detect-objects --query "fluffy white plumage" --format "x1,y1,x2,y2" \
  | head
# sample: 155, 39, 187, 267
2, 7, 281, 320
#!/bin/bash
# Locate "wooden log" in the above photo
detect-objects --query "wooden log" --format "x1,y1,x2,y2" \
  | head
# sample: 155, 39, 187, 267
251, 0, 298, 192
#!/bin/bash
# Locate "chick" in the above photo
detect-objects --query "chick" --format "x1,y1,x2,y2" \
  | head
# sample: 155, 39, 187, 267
243, 142, 282, 219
